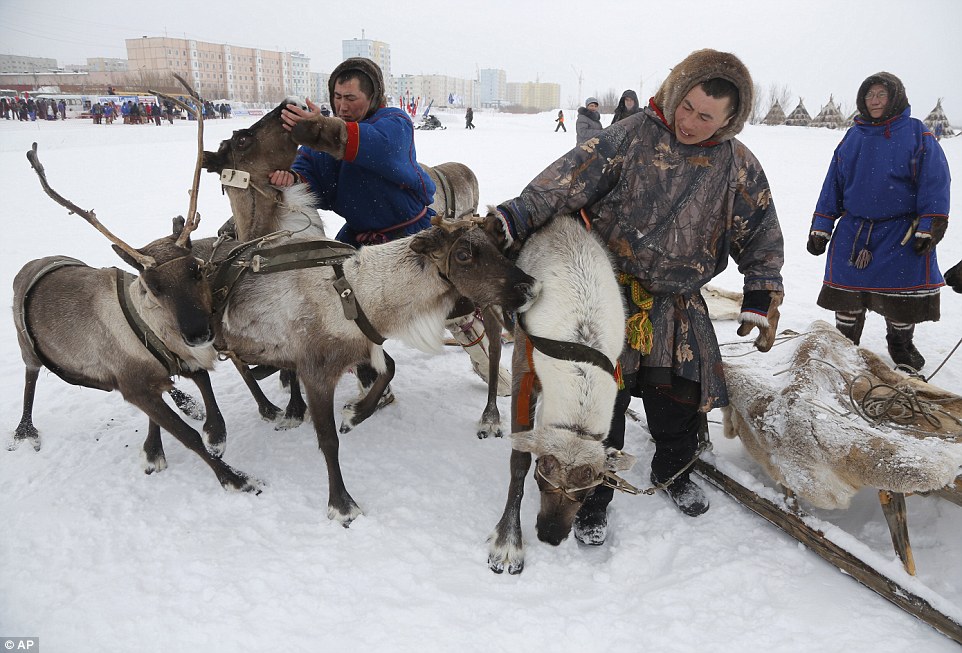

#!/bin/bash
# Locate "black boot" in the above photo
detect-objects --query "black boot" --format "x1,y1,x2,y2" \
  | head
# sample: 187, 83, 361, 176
886, 321, 925, 371
651, 470, 709, 517
835, 310, 866, 345
573, 502, 609, 546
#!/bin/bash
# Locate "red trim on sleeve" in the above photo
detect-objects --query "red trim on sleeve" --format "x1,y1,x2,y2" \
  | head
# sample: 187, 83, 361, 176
344, 121, 360, 162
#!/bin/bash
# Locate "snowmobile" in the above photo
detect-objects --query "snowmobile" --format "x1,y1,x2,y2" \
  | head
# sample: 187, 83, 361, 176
415, 114, 445, 130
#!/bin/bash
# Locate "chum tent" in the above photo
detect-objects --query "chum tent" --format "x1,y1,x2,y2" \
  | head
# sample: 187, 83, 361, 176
784, 98, 813, 126
762, 102, 786, 126
923, 99, 956, 139
810, 95, 849, 130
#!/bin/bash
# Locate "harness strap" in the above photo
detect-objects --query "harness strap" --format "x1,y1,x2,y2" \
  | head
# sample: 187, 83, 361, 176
355, 206, 428, 245
115, 269, 184, 376
250, 239, 355, 273
18, 257, 95, 387
332, 263, 386, 345
518, 313, 616, 377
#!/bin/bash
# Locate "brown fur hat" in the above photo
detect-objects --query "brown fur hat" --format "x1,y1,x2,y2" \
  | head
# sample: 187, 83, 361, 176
653, 48, 754, 142
855, 71, 908, 123
328, 57, 387, 119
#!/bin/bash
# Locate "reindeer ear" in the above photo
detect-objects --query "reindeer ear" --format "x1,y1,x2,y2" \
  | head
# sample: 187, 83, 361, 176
510, 429, 541, 453
604, 447, 637, 472
112, 244, 145, 272
408, 227, 445, 259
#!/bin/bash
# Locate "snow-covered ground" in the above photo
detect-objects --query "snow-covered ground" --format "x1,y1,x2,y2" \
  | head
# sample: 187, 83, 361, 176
1, 108, 960, 652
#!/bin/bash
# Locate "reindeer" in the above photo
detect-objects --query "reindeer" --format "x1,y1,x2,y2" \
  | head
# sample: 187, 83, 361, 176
487, 215, 633, 574
193, 215, 539, 524
204, 99, 509, 438
11, 144, 259, 493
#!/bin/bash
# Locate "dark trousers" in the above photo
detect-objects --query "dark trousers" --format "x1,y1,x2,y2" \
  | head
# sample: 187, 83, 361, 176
579, 374, 702, 515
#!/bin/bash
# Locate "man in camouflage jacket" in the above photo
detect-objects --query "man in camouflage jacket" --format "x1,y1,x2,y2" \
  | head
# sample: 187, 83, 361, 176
489, 49, 784, 538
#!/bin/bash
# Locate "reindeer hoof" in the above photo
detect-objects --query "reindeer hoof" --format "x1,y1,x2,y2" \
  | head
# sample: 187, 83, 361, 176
141, 451, 168, 475
258, 404, 283, 422
219, 465, 264, 494
11, 423, 41, 451
328, 502, 363, 526
477, 422, 504, 439
274, 416, 304, 431
487, 553, 525, 575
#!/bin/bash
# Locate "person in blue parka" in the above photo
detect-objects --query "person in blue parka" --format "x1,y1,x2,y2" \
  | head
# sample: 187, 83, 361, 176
269, 57, 510, 400
269, 57, 436, 247
807, 71, 951, 371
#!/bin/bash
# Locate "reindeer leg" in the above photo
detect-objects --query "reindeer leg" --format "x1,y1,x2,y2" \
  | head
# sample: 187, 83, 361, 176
130, 394, 261, 493
12, 366, 42, 451
141, 419, 167, 474
230, 357, 282, 422
275, 370, 306, 431
477, 305, 503, 439
488, 449, 532, 574
182, 369, 227, 457
488, 330, 538, 574
303, 374, 362, 525
167, 386, 206, 420
341, 354, 396, 433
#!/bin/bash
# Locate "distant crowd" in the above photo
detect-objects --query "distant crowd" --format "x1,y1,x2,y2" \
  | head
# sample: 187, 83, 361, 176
0, 96, 232, 124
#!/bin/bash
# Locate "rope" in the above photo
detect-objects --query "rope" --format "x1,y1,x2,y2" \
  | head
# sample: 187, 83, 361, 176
778, 357, 962, 440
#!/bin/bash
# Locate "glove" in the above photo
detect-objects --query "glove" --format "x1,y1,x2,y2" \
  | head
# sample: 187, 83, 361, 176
290, 115, 349, 159
913, 216, 948, 255
806, 230, 829, 256
482, 208, 516, 252
737, 290, 783, 353
944, 259, 962, 293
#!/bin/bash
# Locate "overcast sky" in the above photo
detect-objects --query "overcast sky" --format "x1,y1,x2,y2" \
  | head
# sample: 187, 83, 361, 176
2, 0, 960, 115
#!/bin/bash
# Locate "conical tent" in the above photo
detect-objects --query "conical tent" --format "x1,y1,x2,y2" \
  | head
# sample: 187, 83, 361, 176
784, 98, 812, 126
810, 95, 849, 130
762, 102, 786, 126
923, 99, 956, 139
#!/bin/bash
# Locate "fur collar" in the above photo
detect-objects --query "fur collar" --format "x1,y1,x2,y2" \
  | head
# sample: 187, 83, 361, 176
652, 48, 753, 143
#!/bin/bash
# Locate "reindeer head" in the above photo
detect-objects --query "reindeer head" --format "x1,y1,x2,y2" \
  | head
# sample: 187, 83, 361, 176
202, 99, 305, 177
112, 217, 213, 348
408, 216, 540, 312
512, 427, 636, 545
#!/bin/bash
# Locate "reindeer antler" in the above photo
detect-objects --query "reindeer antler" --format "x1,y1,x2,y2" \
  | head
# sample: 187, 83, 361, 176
26, 142, 157, 269
151, 73, 203, 248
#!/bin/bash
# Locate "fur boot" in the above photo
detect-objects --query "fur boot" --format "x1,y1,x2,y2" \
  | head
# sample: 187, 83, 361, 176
446, 312, 511, 396
835, 310, 866, 345
886, 321, 925, 371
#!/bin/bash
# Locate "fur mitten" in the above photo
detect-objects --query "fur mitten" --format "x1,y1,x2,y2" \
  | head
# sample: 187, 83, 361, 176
737, 290, 783, 352
291, 115, 349, 159
913, 216, 948, 255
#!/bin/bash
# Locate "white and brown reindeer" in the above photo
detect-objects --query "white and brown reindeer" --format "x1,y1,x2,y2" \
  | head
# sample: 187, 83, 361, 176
192, 214, 539, 524
11, 144, 259, 493
487, 215, 633, 574
203, 99, 509, 438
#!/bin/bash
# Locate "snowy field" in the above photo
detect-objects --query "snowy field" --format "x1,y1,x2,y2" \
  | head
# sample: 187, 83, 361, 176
1, 108, 961, 652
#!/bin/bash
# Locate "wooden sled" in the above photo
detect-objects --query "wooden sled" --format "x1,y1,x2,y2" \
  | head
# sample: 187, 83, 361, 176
714, 320, 962, 643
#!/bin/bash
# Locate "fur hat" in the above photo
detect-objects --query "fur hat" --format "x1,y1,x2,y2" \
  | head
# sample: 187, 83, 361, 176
584, 97, 599, 107
855, 71, 908, 124
328, 57, 387, 119
653, 48, 754, 142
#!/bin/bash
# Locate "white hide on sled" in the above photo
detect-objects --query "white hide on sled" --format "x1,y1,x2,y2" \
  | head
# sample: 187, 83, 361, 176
722, 320, 962, 510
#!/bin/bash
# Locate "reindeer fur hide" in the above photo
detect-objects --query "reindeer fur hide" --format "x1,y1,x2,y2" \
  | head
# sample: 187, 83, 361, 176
723, 320, 962, 509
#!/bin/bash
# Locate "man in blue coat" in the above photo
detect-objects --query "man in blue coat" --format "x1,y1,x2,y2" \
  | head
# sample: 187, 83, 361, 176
269, 57, 437, 246
808, 72, 951, 370
271, 57, 509, 397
